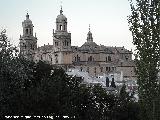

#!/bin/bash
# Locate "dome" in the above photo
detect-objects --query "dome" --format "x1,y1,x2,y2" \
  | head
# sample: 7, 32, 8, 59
56, 14, 67, 22
56, 7, 67, 22
80, 41, 99, 52
23, 13, 32, 25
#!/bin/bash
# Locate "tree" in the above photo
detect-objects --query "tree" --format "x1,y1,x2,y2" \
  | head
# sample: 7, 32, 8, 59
128, 0, 160, 119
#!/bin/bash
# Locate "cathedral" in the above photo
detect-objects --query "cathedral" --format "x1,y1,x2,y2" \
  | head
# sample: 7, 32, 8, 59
19, 7, 136, 79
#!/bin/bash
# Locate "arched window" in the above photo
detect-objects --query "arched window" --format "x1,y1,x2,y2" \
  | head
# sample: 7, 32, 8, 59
55, 42, 58, 46
26, 29, 28, 34
60, 25, 62, 30
100, 67, 103, 72
108, 67, 110, 71
106, 57, 108, 62
108, 56, 111, 61
106, 67, 108, 71
76, 55, 80, 62
41, 55, 43, 60
94, 67, 96, 74
88, 56, 93, 62
80, 67, 83, 71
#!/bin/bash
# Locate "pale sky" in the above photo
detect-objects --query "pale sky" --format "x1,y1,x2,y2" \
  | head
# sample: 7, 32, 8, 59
0, 0, 134, 51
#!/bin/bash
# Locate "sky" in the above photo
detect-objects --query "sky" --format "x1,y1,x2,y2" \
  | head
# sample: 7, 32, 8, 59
0, 0, 134, 51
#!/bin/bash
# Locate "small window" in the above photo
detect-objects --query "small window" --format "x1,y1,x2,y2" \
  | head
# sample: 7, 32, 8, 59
94, 67, 96, 73
76, 55, 80, 62
26, 29, 28, 34
41, 55, 43, 60
125, 56, 129, 61
106, 57, 108, 62
106, 67, 108, 71
100, 67, 103, 72
112, 67, 114, 71
87, 67, 89, 73
88, 56, 93, 62
60, 25, 62, 30
55, 42, 58, 46
108, 56, 111, 61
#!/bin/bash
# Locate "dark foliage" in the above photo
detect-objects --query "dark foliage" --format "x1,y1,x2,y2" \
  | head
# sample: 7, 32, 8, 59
0, 30, 140, 119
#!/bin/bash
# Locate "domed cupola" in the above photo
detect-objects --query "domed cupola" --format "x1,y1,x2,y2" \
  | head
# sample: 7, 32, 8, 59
56, 7, 67, 22
55, 6, 67, 32
23, 13, 33, 26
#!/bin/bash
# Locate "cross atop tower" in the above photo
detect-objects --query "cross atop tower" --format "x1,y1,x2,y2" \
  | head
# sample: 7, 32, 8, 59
60, 1, 63, 14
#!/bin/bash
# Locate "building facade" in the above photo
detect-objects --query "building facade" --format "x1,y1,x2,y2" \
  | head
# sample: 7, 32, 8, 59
19, 7, 136, 79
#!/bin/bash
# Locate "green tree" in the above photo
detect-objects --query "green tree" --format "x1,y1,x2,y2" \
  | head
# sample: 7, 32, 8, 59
128, 0, 160, 119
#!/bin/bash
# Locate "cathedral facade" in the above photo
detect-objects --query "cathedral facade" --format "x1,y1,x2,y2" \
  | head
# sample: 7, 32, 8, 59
19, 8, 136, 79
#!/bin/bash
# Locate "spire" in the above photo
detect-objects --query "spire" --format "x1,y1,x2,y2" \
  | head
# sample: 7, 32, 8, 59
26, 12, 29, 19
60, 5, 63, 14
87, 24, 93, 42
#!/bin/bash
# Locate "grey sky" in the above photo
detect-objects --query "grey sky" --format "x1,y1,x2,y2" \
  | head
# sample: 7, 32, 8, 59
0, 0, 134, 50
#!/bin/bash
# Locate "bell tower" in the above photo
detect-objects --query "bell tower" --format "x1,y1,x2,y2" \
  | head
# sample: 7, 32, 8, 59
53, 7, 71, 52
19, 13, 37, 60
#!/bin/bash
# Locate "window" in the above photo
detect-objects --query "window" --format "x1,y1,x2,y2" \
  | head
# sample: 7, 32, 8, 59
108, 67, 110, 71
106, 67, 108, 71
80, 67, 83, 71
87, 67, 89, 73
55, 42, 58, 46
112, 67, 114, 71
41, 55, 43, 60
125, 56, 129, 61
100, 67, 103, 72
94, 67, 96, 74
60, 25, 62, 30
108, 56, 111, 61
106, 57, 108, 62
88, 56, 93, 62
26, 29, 28, 34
